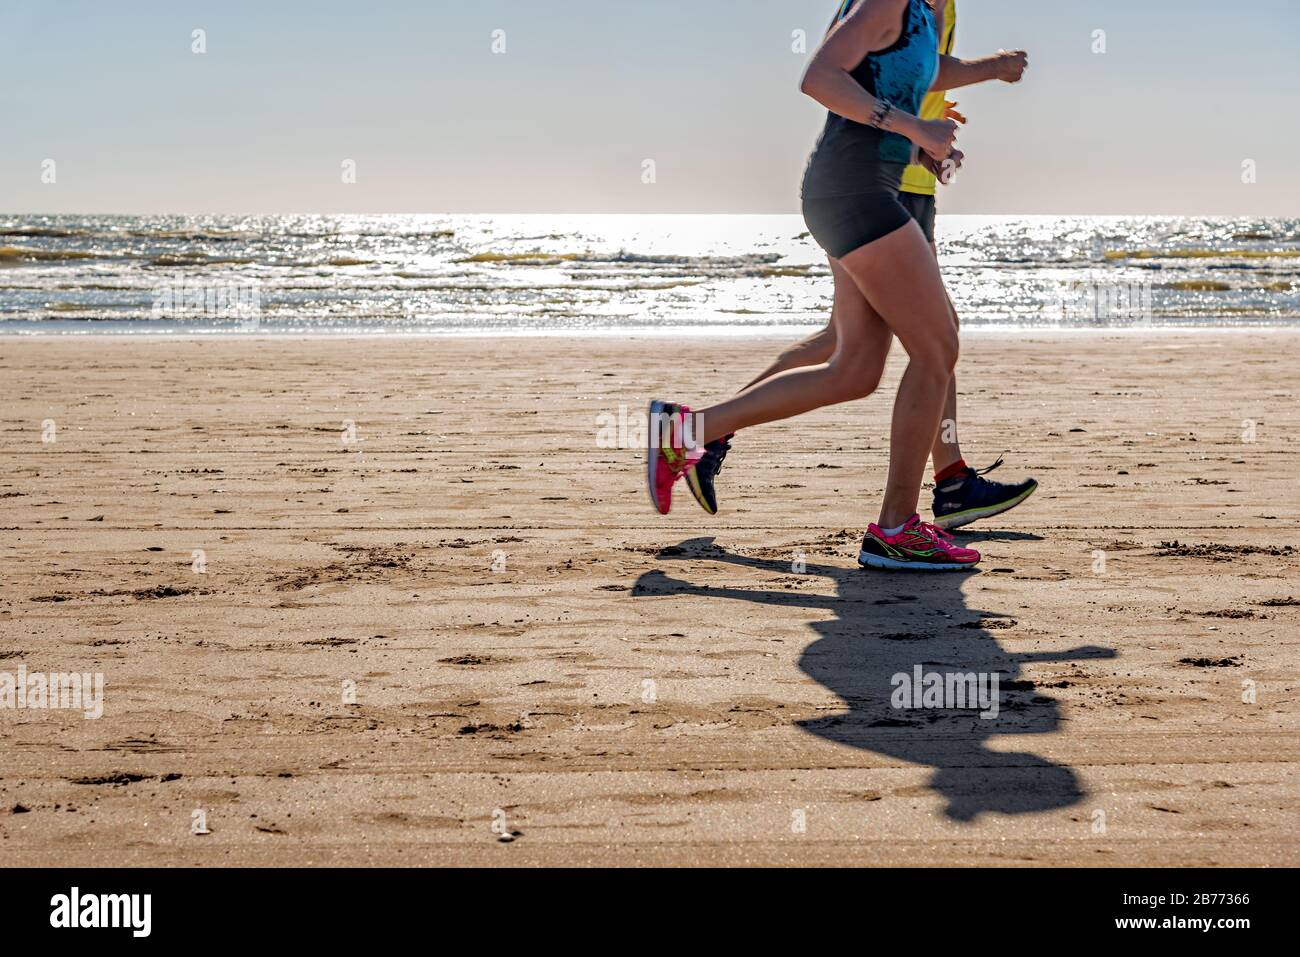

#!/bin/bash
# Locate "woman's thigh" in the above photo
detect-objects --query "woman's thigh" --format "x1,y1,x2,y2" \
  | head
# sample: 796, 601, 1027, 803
827, 256, 892, 366
838, 223, 958, 363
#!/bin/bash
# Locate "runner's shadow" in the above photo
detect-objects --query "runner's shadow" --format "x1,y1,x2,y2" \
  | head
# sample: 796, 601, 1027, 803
632, 538, 1115, 821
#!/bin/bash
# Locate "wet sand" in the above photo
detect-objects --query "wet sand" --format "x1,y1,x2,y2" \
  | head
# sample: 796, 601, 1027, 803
1, 333, 1297, 866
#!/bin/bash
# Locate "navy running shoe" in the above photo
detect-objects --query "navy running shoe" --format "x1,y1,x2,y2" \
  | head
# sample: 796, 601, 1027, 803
686, 434, 732, 515
931, 456, 1038, 531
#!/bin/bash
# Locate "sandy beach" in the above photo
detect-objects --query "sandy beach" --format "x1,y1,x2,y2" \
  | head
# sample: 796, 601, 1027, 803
1, 332, 1297, 867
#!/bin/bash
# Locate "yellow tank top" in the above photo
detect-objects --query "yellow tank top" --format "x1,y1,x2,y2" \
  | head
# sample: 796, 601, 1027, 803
899, 0, 957, 197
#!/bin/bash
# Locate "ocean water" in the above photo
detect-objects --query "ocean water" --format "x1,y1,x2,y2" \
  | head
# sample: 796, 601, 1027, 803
1, 214, 1297, 335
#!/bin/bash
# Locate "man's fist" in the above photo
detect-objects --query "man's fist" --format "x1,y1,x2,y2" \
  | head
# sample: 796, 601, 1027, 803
996, 50, 1029, 83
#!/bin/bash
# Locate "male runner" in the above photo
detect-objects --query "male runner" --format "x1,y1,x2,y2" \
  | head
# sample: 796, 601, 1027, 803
688, 0, 1037, 532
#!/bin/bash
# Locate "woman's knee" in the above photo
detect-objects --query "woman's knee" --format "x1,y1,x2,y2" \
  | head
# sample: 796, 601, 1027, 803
913, 326, 959, 376
827, 350, 885, 401
939, 329, 960, 371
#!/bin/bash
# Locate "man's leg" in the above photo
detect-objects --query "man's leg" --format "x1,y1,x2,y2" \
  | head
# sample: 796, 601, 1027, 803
926, 263, 1039, 531
740, 314, 838, 392
930, 285, 966, 480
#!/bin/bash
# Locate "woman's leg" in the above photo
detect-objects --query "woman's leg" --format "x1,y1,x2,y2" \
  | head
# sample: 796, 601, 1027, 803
695, 258, 892, 446
838, 222, 959, 529
740, 255, 960, 478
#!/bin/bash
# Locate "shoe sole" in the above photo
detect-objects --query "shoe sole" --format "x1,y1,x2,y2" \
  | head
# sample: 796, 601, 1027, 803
933, 481, 1038, 531
858, 551, 978, 571
684, 465, 716, 515
646, 400, 668, 514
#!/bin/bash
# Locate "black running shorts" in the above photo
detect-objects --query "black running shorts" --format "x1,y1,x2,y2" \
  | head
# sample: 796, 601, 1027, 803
801, 190, 912, 260
897, 190, 937, 244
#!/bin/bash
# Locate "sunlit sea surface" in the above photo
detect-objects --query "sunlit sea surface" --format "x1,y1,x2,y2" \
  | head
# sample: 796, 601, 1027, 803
1, 214, 1297, 334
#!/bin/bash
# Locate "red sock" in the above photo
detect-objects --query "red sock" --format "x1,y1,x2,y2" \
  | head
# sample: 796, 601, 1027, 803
934, 459, 967, 485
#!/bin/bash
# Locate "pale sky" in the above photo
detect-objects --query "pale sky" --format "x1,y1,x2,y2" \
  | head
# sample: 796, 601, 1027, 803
2, 0, 1297, 215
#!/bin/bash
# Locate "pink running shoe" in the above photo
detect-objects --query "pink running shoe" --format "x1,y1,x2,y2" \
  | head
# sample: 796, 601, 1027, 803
858, 514, 981, 571
646, 400, 704, 515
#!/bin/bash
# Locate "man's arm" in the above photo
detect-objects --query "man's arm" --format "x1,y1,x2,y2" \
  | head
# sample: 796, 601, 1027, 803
933, 50, 1028, 90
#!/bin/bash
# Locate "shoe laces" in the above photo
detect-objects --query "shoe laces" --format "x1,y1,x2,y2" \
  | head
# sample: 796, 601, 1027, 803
707, 437, 732, 473
916, 520, 954, 544
973, 454, 1005, 477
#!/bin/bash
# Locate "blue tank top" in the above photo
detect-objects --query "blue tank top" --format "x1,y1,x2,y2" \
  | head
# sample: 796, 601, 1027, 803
803, 0, 939, 197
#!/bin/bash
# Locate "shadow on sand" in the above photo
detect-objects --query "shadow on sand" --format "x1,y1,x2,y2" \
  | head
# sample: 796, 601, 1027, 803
633, 537, 1115, 821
